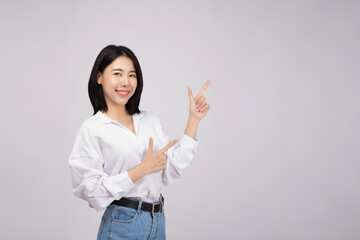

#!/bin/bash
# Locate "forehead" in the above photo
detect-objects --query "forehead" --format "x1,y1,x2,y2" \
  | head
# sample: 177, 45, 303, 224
108, 56, 135, 70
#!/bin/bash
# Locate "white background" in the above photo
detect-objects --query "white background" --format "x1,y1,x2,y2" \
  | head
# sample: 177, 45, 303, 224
0, 0, 359, 239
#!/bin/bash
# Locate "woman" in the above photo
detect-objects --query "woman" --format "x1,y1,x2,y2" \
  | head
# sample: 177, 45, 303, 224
68, 45, 210, 240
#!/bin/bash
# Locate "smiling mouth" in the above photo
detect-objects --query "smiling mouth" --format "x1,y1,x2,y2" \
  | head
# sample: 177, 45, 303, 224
115, 90, 130, 97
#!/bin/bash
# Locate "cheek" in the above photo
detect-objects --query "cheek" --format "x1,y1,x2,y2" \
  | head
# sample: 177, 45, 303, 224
102, 83, 112, 92
132, 79, 138, 89
104, 79, 117, 89
103, 81, 116, 95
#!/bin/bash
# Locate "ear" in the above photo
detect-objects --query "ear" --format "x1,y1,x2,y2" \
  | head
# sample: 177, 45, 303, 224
97, 72, 102, 85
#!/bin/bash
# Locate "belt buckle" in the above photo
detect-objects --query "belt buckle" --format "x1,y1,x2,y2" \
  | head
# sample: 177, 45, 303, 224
152, 202, 161, 214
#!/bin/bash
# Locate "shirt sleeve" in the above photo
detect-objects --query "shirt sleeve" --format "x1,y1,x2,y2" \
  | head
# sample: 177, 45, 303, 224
154, 115, 200, 186
68, 122, 136, 212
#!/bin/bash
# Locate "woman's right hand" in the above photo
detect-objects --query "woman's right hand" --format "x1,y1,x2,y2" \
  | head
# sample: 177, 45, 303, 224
128, 137, 179, 183
141, 137, 179, 174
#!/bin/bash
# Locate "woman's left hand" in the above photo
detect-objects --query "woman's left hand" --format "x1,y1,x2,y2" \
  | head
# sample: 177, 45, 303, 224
187, 80, 211, 121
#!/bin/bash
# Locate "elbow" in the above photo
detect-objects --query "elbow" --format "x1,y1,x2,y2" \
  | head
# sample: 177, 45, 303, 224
71, 176, 110, 212
72, 184, 108, 212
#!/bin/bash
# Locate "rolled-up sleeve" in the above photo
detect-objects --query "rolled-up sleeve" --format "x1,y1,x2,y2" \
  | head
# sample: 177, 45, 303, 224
154, 116, 200, 186
68, 123, 136, 212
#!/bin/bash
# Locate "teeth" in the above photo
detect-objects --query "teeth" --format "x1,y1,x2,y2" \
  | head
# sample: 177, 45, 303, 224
116, 91, 129, 94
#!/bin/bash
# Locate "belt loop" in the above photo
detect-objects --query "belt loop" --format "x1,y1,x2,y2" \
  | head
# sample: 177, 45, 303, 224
137, 199, 142, 214
160, 193, 164, 206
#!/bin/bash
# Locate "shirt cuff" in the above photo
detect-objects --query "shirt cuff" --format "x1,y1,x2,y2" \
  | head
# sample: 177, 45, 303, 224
103, 171, 136, 195
181, 133, 200, 153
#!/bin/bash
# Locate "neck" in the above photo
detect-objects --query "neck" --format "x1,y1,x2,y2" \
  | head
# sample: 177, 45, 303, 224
102, 105, 131, 122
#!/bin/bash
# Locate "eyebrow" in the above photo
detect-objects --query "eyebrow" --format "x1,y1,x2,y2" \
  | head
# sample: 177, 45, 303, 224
112, 68, 136, 73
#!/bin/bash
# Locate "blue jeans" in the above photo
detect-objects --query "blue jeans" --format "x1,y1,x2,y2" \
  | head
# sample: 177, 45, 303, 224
97, 197, 166, 240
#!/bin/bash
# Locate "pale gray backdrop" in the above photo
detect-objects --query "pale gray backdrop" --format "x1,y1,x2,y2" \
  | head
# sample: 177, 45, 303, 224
0, 0, 359, 239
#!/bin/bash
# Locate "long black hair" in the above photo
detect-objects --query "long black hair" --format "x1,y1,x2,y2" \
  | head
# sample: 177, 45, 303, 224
88, 45, 143, 115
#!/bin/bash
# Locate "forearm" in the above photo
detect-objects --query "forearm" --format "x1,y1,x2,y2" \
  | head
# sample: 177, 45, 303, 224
127, 163, 149, 183
184, 115, 200, 140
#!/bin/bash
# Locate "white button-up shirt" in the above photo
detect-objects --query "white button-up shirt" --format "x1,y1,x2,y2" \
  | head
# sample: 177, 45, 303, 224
68, 110, 199, 212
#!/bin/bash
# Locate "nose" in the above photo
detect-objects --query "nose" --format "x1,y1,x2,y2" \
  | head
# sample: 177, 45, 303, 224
120, 76, 130, 86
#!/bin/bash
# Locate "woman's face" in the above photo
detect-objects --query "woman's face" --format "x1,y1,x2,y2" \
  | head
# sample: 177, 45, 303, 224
97, 56, 137, 111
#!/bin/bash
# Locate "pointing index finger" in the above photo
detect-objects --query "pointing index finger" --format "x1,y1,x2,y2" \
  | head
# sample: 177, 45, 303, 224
160, 138, 179, 153
198, 80, 211, 95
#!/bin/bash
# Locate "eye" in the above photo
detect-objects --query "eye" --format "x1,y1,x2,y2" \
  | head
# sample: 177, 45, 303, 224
130, 74, 136, 78
114, 73, 121, 76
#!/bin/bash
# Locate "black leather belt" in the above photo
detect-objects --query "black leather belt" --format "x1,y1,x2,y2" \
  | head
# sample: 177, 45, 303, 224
111, 195, 164, 214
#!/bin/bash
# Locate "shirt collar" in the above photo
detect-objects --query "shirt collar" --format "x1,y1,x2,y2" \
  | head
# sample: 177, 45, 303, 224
97, 110, 144, 124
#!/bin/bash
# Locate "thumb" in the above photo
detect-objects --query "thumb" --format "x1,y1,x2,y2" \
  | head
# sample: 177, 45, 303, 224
187, 87, 194, 101
147, 137, 154, 153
